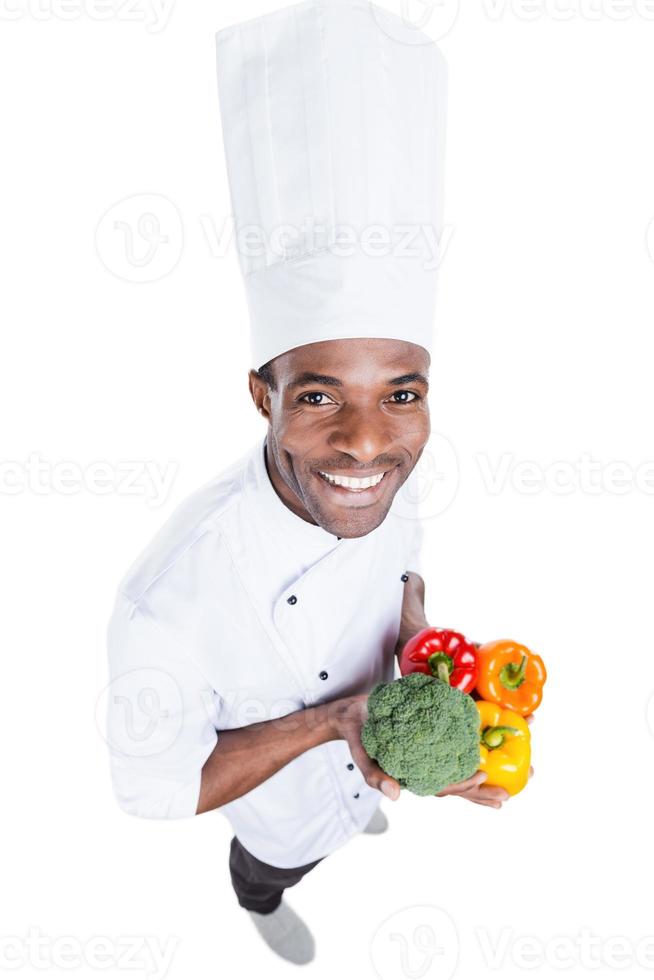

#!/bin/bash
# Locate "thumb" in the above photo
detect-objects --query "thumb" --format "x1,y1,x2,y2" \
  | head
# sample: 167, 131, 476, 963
366, 761, 401, 801
349, 731, 401, 800
380, 778, 401, 801
352, 743, 401, 800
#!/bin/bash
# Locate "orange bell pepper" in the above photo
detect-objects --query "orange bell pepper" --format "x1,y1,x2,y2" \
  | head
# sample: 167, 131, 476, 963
475, 639, 546, 716
477, 701, 531, 796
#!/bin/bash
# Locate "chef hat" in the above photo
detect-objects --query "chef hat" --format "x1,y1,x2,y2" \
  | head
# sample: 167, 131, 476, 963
215, 0, 448, 370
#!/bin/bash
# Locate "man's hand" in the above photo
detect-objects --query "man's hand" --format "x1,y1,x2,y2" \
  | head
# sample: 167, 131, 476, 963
334, 694, 402, 801
334, 695, 535, 809
437, 713, 535, 808
436, 765, 535, 808
436, 771, 509, 807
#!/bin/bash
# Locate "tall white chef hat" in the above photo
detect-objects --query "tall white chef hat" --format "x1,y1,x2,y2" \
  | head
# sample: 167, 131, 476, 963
215, 0, 448, 370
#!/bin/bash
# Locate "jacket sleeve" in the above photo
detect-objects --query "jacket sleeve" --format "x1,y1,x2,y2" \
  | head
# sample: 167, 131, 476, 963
104, 591, 219, 820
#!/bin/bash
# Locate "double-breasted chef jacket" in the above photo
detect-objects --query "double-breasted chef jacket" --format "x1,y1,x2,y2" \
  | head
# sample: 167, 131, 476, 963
106, 434, 423, 868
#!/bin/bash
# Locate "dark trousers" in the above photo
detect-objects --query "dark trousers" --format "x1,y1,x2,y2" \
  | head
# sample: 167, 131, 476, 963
228, 836, 326, 914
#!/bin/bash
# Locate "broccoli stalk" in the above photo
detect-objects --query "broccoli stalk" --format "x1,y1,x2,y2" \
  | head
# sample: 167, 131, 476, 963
361, 672, 480, 796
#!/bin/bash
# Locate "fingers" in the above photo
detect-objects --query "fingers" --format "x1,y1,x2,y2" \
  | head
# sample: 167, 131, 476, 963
452, 771, 488, 792
436, 770, 511, 807
450, 782, 509, 803
445, 790, 505, 808
469, 785, 510, 803
435, 772, 487, 797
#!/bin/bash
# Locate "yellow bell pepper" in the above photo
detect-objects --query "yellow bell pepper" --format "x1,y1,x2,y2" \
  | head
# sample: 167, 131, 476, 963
477, 701, 531, 796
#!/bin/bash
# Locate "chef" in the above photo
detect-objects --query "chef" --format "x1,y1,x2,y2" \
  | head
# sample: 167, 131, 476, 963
105, 0, 508, 966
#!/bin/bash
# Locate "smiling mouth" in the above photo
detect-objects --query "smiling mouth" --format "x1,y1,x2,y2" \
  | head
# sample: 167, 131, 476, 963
315, 468, 394, 493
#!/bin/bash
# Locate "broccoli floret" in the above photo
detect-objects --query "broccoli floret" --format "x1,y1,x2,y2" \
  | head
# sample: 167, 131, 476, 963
361, 672, 480, 796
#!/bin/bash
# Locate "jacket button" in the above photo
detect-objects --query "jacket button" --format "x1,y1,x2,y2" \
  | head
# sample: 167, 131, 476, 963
319, 670, 328, 680
287, 595, 298, 605
347, 763, 354, 771
401, 573, 409, 582
353, 793, 360, 799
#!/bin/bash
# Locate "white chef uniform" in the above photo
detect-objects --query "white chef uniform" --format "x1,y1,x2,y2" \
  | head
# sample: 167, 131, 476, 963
106, 435, 423, 868
106, 0, 446, 870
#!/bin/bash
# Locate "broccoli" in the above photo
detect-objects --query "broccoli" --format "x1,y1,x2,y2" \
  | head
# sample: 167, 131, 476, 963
361, 672, 480, 796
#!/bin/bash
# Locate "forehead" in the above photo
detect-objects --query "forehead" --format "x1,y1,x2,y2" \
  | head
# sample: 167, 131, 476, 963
273, 338, 430, 385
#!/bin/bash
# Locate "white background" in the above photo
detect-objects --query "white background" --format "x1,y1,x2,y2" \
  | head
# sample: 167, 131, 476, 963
2, 0, 654, 977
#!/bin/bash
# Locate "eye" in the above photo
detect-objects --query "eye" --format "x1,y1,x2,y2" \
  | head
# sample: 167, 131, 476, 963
298, 391, 335, 406
389, 391, 420, 404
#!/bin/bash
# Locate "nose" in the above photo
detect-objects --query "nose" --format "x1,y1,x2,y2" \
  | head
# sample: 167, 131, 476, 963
327, 404, 394, 464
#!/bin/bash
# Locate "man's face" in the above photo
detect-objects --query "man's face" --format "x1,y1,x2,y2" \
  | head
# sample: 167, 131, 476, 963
249, 338, 430, 539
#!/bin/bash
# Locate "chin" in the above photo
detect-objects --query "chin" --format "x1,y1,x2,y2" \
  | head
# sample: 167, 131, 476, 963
304, 462, 403, 537
315, 502, 391, 539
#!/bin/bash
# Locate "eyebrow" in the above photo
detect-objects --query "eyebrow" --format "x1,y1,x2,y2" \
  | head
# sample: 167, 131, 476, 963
287, 373, 343, 390
389, 373, 429, 387
286, 371, 429, 390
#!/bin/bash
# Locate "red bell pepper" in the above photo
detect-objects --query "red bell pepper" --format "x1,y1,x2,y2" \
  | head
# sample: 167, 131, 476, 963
399, 627, 479, 694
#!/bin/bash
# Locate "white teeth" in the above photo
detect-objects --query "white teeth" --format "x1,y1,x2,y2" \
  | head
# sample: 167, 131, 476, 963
319, 471, 386, 490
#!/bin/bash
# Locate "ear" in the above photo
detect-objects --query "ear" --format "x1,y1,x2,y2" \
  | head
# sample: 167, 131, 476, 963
248, 369, 272, 422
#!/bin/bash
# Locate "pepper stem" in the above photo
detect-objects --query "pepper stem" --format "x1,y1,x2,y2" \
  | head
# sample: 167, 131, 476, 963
481, 726, 519, 750
428, 652, 453, 686
499, 655, 527, 690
